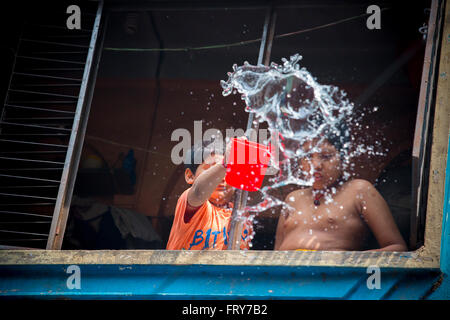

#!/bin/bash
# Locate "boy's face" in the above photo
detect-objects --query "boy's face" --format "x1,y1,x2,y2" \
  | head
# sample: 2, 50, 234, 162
299, 139, 342, 190
186, 153, 235, 206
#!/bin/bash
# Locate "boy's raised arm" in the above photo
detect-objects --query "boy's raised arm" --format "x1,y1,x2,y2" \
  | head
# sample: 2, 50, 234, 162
187, 161, 227, 207
187, 138, 236, 207
353, 179, 408, 252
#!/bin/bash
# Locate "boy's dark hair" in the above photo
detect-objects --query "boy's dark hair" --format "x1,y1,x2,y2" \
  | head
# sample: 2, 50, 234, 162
321, 121, 350, 156
184, 139, 223, 174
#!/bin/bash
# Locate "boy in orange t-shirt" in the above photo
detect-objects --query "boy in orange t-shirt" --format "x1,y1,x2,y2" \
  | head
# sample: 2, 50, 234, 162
166, 139, 253, 250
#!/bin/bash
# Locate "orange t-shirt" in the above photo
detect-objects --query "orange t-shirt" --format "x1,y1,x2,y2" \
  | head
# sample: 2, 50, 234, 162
166, 189, 253, 250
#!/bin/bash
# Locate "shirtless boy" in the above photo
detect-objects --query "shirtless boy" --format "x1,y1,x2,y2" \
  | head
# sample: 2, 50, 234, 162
274, 137, 407, 252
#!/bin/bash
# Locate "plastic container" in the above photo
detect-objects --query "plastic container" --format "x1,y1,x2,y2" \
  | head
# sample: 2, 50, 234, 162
225, 138, 271, 192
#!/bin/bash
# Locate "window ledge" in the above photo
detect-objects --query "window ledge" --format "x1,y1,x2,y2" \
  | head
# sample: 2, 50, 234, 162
0, 247, 440, 269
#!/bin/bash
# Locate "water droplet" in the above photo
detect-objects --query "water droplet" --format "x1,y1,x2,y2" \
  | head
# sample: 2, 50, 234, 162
221, 54, 378, 233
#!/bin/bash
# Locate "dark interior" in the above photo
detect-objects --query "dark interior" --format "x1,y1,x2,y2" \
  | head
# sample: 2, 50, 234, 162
0, 0, 430, 250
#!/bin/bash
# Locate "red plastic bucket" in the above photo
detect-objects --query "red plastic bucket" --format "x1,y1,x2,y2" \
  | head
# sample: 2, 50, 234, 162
225, 138, 271, 192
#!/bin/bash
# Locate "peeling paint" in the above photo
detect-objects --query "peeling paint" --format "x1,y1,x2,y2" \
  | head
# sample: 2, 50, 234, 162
0, 249, 441, 269
422, 274, 445, 299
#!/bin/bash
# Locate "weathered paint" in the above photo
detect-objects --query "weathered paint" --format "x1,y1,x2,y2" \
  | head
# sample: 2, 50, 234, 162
0, 249, 440, 269
428, 132, 450, 299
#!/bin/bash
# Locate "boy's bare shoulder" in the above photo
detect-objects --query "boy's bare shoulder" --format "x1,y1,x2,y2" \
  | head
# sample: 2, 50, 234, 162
284, 188, 310, 203
281, 189, 308, 217
342, 179, 376, 197
345, 178, 374, 190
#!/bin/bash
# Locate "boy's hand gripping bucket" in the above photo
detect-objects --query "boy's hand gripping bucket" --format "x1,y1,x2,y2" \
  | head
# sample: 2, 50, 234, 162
224, 138, 271, 192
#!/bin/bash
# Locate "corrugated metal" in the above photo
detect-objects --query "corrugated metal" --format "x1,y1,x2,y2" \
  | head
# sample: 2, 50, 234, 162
0, 264, 441, 299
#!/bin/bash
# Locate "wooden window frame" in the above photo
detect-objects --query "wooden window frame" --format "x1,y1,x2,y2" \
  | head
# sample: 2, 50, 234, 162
1, 0, 448, 271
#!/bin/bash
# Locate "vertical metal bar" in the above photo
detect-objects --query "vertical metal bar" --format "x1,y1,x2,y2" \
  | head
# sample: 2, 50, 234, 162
46, 1, 106, 250
410, 0, 444, 250
228, 6, 277, 250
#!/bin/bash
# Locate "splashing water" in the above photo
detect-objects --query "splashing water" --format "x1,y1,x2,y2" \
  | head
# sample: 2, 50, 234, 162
221, 54, 385, 215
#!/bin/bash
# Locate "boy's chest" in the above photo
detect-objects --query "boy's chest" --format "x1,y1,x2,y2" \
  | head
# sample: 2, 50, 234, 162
285, 194, 364, 232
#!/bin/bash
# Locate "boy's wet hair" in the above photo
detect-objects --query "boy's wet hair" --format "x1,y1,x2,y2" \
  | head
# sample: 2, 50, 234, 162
184, 139, 224, 174
320, 121, 350, 156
